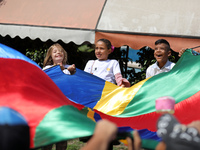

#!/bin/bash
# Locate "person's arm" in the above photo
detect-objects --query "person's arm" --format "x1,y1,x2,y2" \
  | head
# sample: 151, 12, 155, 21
80, 120, 117, 150
112, 60, 130, 87
115, 73, 130, 87
126, 130, 142, 150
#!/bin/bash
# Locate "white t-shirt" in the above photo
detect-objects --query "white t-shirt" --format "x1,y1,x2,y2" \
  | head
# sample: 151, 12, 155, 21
43, 64, 71, 75
146, 60, 175, 78
84, 59, 121, 84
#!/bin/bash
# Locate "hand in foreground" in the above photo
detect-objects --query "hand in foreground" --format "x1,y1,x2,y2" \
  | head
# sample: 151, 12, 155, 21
94, 120, 117, 142
126, 130, 141, 150
81, 120, 117, 150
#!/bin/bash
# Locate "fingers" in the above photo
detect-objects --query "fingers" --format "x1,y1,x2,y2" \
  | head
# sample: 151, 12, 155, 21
126, 130, 141, 150
133, 130, 141, 150
120, 84, 125, 88
70, 64, 76, 70
178, 48, 186, 57
67, 64, 76, 74
126, 137, 133, 150
72, 64, 75, 67
60, 65, 65, 71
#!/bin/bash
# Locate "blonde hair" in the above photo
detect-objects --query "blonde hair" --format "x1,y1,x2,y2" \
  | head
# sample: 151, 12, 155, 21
43, 43, 68, 67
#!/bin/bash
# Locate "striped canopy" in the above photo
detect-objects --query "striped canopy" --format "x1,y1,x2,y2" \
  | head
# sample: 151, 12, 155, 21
1, 0, 200, 52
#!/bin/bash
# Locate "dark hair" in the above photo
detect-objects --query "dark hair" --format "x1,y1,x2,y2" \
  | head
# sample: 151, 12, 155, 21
155, 39, 170, 50
97, 39, 112, 49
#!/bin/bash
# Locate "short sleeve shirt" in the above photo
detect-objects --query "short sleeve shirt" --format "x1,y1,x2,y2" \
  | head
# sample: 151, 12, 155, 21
146, 60, 175, 78
84, 59, 121, 84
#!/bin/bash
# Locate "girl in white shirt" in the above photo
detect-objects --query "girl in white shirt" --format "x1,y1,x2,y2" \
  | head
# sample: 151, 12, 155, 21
84, 39, 130, 87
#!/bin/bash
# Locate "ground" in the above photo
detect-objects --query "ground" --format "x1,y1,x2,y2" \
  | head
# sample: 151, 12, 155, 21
66, 139, 128, 150
37, 139, 128, 150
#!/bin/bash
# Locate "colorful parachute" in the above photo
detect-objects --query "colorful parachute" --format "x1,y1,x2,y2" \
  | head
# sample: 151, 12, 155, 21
1, 43, 200, 149
44, 48, 200, 148
0, 43, 96, 148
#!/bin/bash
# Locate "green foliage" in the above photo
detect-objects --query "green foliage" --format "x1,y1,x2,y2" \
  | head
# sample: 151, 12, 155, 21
26, 48, 47, 67
77, 44, 94, 52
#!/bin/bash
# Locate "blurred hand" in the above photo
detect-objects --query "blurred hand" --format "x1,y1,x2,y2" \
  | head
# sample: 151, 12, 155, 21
81, 120, 117, 150
178, 48, 186, 57
126, 130, 141, 150
94, 120, 117, 142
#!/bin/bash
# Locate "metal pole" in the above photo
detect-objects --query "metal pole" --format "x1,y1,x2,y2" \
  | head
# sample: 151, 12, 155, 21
125, 46, 129, 78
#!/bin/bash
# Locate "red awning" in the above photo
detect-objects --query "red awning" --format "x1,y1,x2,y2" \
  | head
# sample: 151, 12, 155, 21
1, 0, 200, 52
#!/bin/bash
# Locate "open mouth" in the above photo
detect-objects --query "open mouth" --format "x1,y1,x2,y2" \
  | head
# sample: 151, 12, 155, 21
156, 54, 162, 58
56, 55, 62, 58
96, 54, 101, 57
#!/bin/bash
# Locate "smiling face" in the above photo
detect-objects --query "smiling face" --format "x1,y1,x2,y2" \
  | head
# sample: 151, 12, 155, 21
95, 41, 111, 61
51, 47, 64, 65
154, 43, 171, 68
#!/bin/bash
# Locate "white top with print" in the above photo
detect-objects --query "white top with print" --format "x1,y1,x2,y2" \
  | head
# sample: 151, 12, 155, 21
84, 59, 121, 84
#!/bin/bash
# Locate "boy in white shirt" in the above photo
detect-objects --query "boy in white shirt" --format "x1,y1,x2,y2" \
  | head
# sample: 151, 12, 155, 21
146, 39, 175, 78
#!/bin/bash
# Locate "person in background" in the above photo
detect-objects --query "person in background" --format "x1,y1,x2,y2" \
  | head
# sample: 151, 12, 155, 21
42, 43, 76, 150
146, 39, 175, 78
84, 39, 130, 87
43, 43, 76, 75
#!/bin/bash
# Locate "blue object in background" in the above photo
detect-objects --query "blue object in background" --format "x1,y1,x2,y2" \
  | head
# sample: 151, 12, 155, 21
0, 107, 28, 125
128, 48, 140, 62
